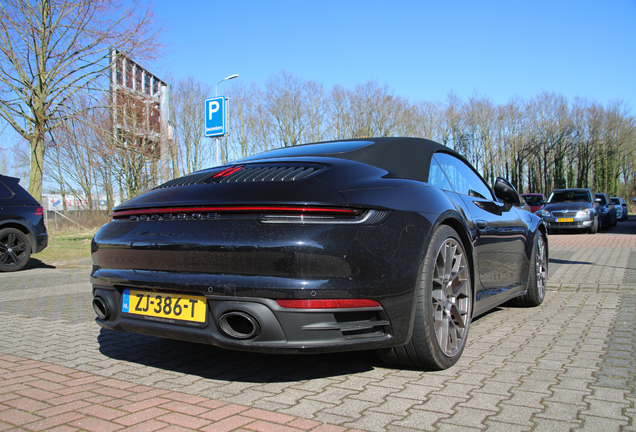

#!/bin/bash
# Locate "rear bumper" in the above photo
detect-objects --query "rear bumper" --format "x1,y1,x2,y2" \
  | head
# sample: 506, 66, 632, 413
90, 211, 433, 353
35, 232, 48, 253
93, 285, 395, 353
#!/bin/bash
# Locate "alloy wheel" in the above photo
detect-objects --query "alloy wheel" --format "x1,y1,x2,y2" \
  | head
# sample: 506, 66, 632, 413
431, 237, 471, 357
535, 236, 547, 301
0, 231, 29, 268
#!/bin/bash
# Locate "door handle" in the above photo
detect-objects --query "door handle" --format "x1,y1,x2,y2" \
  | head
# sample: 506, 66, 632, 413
476, 220, 488, 230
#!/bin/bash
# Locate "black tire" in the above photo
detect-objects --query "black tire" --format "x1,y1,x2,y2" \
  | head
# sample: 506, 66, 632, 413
514, 233, 547, 307
588, 217, 598, 234
377, 225, 472, 370
0, 228, 32, 272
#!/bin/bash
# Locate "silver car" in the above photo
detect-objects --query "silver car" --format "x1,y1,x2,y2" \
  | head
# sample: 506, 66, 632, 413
537, 188, 599, 234
611, 197, 628, 221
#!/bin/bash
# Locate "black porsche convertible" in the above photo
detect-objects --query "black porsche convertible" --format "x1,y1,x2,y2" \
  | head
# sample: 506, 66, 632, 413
91, 137, 548, 370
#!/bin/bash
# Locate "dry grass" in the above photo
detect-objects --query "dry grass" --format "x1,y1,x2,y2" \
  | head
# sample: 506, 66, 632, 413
44, 211, 110, 234
35, 230, 97, 264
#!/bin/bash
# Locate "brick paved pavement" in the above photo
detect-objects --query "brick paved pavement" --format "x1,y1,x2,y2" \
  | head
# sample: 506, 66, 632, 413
0, 219, 634, 431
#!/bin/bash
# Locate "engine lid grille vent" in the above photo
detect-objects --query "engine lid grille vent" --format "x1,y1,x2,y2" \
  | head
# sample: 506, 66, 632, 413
219, 166, 319, 183
155, 171, 213, 189
154, 165, 324, 190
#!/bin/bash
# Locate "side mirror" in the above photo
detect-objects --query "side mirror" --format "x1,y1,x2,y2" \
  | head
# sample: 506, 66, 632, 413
494, 177, 522, 205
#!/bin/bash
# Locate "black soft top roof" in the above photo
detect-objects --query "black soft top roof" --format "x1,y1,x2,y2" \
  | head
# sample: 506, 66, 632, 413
235, 137, 459, 183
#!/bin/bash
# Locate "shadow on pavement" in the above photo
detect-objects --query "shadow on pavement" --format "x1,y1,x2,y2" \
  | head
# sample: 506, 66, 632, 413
549, 258, 593, 266
22, 258, 56, 270
97, 328, 383, 382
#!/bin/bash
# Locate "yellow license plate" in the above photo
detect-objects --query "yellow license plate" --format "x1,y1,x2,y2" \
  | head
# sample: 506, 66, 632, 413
122, 289, 207, 325
556, 218, 574, 222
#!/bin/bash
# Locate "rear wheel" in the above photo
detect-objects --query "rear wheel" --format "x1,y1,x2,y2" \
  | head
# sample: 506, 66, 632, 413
515, 233, 547, 307
0, 228, 32, 272
377, 225, 472, 370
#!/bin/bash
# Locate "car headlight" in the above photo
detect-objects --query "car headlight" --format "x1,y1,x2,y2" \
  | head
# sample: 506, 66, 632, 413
536, 209, 551, 217
576, 208, 592, 217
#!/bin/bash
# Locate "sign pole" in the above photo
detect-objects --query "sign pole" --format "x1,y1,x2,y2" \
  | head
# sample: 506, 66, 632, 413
215, 82, 219, 167
209, 74, 239, 166
215, 136, 220, 166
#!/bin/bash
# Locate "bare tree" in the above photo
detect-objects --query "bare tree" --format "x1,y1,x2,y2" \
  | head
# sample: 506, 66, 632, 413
334, 81, 407, 138
225, 82, 268, 160
117, 68, 636, 201
463, 94, 496, 181
571, 98, 602, 189
410, 100, 442, 142
326, 84, 353, 140
248, 83, 274, 154
266, 70, 306, 147
439, 92, 465, 151
497, 97, 531, 192
600, 100, 633, 196
526, 93, 572, 193
47, 115, 97, 210
0, 0, 162, 202
171, 77, 212, 174
303, 80, 326, 143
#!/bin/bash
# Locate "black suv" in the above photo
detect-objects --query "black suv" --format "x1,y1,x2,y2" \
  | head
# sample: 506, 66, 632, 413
594, 193, 617, 230
0, 174, 48, 271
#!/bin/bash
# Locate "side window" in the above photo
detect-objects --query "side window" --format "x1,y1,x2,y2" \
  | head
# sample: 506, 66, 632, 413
433, 152, 494, 200
0, 181, 13, 200
428, 158, 454, 191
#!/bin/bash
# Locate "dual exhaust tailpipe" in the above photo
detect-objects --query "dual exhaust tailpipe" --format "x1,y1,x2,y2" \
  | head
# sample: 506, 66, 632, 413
93, 296, 110, 320
218, 311, 261, 339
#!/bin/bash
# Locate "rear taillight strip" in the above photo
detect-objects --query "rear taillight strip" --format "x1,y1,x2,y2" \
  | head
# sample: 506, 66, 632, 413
111, 206, 359, 219
261, 209, 388, 225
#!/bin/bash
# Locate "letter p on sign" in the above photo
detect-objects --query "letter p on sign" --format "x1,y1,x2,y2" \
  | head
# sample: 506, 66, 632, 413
208, 100, 219, 119
204, 96, 226, 137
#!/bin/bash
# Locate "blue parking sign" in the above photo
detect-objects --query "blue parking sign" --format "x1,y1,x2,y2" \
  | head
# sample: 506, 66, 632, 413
205, 96, 225, 137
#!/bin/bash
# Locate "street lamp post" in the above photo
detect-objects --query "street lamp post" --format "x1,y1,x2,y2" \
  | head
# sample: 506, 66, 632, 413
215, 74, 239, 166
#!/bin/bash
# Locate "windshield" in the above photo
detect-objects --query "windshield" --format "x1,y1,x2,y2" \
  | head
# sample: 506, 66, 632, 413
594, 194, 608, 205
610, 198, 620, 205
548, 190, 591, 203
523, 195, 543, 205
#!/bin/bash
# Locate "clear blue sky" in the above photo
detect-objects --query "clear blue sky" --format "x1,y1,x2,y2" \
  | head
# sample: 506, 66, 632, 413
150, 0, 636, 107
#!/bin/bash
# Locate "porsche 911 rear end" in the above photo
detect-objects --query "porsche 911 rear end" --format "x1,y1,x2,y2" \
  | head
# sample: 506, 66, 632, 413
91, 159, 431, 354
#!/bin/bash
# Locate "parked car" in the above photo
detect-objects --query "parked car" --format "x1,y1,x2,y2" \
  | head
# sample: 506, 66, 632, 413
610, 197, 628, 221
536, 188, 599, 234
91, 137, 548, 370
594, 193, 617, 229
0, 174, 48, 271
521, 193, 547, 213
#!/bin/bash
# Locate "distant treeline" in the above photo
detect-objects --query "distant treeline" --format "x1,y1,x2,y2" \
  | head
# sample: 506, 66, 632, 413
44, 71, 635, 210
